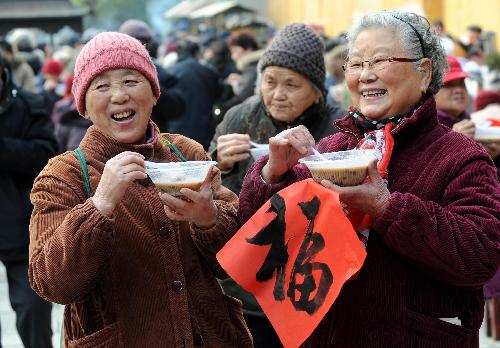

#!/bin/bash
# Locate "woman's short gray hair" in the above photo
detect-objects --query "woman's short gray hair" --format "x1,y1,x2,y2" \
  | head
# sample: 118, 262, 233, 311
347, 10, 448, 95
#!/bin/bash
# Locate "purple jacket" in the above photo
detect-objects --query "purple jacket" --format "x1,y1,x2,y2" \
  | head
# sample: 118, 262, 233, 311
238, 97, 500, 347
437, 109, 500, 299
436, 109, 470, 129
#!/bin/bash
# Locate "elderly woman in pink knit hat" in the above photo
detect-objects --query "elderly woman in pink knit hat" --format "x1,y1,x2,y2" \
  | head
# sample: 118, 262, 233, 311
28, 32, 251, 347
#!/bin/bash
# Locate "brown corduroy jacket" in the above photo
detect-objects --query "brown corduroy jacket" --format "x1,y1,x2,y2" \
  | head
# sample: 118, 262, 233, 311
28, 125, 252, 348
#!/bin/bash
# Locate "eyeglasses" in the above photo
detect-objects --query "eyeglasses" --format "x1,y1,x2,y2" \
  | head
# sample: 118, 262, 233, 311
342, 56, 423, 75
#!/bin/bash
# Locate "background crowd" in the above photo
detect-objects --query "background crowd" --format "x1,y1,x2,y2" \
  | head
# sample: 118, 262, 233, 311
0, 10, 499, 348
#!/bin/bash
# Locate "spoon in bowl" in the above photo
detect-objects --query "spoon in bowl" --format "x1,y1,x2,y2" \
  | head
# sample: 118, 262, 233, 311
249, 140, 268, 148
311, 148, 328, 161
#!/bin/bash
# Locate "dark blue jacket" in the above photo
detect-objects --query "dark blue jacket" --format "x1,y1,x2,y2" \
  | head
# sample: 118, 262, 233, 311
167, 57, 222, 149
0, 61, 57, 260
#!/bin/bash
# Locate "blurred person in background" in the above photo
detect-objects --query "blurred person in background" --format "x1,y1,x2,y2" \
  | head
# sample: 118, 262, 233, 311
238, 11, 500, 347
482, 52, 500, 92
166, 39, 223, 150
226, 32, 260, 96
204, 39, 239, 125
28, 32, 251, 347
50, 74, 91, 153
324, 43, 352, 110
119, 19, 185, 133
204, 39, 238, 80
0, 39, 38, 93
8, 30, 44, 76
209, 23, 345, 347
472, 89, 500, 340
458, 25, 484, 58
0, 51, 57, 348
161, 42, 179, 69
308, 22, 328, 43
52, 45, 75, 76
214, 32, 262, 122
65, 28, 103, 75
39, 58, 64, 115
435, 55, 476, 138
433, 20, 455, 55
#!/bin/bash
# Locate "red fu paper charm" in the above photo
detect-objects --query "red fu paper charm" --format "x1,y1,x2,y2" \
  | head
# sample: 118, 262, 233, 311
217, 179, 367, 347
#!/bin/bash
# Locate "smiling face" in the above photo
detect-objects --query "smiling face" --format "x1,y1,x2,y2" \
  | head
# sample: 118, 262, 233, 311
346, 27, 431, 121
84, 68, 156, 144
434, 79, 469, 117
260, 66, 320, 123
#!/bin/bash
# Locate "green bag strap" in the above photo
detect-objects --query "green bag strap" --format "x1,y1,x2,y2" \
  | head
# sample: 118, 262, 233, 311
167, 141, 187, 162
74, 147, 91, 198
159, 136, 186, 162
152, 121, 186, 162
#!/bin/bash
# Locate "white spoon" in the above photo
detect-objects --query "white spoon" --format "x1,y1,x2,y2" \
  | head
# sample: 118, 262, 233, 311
312, 148, 328, 161
249, 140, 268, 148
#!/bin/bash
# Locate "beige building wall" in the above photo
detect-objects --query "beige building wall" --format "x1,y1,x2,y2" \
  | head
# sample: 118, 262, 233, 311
443, 0, 500, 52
266, 0, 499, 52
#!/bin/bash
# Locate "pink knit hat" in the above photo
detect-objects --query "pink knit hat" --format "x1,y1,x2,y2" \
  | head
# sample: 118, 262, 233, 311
72, 31, 160, 115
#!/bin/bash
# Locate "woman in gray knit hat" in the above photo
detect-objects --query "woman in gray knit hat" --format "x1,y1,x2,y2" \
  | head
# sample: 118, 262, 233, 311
209, 22, 345, 347
209, 23, 345, 196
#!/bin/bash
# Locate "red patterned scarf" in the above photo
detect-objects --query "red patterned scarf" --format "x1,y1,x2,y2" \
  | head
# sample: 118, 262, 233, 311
346, 107, 402, 247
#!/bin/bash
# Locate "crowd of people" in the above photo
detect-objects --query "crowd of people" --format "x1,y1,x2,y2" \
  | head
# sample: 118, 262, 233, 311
0, 9, 499, 348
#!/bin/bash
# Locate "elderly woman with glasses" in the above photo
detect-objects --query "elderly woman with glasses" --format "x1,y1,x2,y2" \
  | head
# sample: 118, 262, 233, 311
238, 11, 500, 347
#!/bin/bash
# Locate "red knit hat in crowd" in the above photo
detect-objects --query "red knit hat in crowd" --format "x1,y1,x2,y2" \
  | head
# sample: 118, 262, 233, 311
42, 59, 64, 76
474, 90, 500, 111
72, 31, 160, 116
443, 55, 470, 84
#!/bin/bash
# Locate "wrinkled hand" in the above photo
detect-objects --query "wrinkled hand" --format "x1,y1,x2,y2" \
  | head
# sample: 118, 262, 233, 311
262, 125, 315, 183
452, 119, 475, 139
216, 133, 250, 171
159, 167, 218, 228
478, 139, 500, 159
320, 159, 390, 219
92, 151, 147, 217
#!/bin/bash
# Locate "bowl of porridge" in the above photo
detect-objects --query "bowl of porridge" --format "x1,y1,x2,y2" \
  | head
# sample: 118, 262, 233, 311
299, 150, 377, 186
145, 161, 216, 196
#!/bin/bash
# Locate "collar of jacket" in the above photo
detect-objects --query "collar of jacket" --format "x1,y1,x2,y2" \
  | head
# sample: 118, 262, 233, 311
79, 121, 164, 161
261, 97, 329, 132
334, 96, 439, 142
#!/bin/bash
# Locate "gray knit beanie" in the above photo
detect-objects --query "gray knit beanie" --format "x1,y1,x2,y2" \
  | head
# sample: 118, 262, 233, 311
259, 23, 326, 96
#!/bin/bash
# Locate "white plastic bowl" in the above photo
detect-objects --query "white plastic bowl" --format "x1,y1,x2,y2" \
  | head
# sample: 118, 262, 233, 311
250, 145, 269, 160
144, 161, 216, 196
299, 149, 376, 186
474, 124, 500, 141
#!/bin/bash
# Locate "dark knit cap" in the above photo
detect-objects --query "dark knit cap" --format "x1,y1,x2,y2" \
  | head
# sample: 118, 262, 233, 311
259, 23, 326, 95
119, 19, 154, 42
